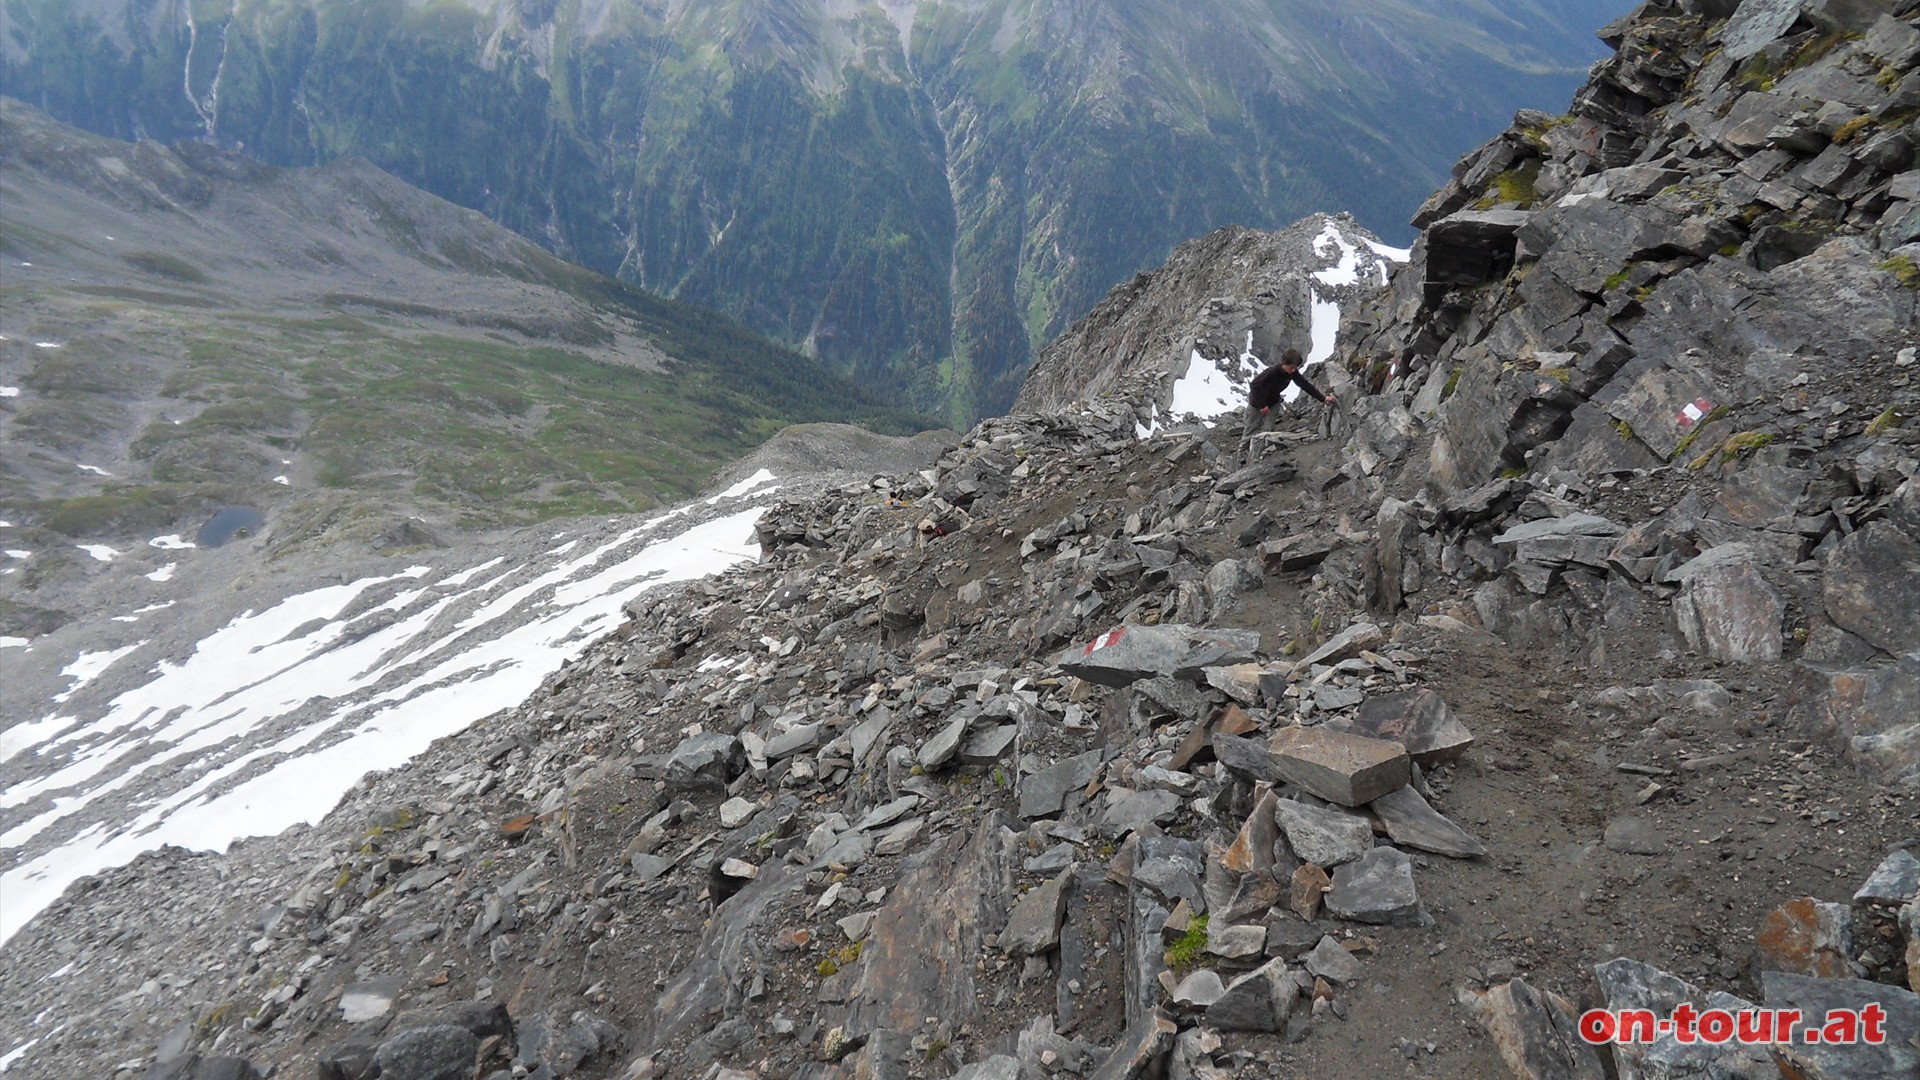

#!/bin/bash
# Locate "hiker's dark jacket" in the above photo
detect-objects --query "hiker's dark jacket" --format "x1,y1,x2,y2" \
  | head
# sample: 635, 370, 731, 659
1249, 364, 1327, 410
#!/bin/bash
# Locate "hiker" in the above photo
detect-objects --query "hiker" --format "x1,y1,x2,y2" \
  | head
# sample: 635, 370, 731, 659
1240, 347, 1336, 457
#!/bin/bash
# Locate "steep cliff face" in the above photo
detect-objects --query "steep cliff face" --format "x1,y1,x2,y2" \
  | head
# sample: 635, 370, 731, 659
0, 0, 1618, 423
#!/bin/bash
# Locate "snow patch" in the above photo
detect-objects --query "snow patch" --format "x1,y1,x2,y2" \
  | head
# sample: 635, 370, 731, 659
0, 637, 28, 649
76, 464, 113, 477
149, 535, 196, 551
146, 563, 177, 583
52, 643, 145, 704
0, 387, 19, 398
709, 468, 777, 503
76, 544, 121, 563
5, 550, 30, 559
33, 341, 59, 349
273, 475, 290, 486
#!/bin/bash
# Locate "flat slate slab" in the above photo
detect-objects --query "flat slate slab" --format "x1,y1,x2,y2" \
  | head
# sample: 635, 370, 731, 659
1369, 786, 1485, 858
1056, 623, 1260, 687
1341, 689, 1475, 765
1267, 727, 1410, 807
1325, 847, 1424, 926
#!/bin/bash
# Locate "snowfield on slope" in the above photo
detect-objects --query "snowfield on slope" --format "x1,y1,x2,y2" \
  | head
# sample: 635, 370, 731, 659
0, 471, 780, 945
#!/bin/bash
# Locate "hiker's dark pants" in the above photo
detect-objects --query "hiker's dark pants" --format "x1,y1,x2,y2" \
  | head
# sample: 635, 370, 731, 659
1239, 404, 1276, 458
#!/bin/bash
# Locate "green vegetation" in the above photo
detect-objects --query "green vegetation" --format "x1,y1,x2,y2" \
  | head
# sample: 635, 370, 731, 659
1602, 269, 1632, 292
1880, 255, 1920, 289
1688, 429, 1776, 469
1442, 368, 1464, 400
1831, 115, 1875, 145
1475, 159, 1543, 210
125, 251, 210, 283
1865, 407, 1903, 437
1164, 914, 1210, 973
1614, 419, 1635, 441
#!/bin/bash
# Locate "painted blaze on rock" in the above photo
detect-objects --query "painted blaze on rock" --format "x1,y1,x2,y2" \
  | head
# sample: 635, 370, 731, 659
1055, 623, 1261, 687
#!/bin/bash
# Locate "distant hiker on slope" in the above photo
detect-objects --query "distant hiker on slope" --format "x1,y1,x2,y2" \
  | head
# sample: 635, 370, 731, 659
1240, 347, 1336, 459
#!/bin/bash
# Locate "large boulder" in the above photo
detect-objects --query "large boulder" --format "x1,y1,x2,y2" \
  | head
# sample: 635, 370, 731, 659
1824, 521, 1920, 655
1672, 545, 1787, 663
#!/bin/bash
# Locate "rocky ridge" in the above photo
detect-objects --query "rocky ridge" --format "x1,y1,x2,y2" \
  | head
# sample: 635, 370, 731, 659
6, 1, 1920, 1079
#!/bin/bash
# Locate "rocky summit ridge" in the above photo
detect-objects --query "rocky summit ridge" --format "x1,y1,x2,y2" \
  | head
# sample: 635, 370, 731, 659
6, 1, 1920, 1079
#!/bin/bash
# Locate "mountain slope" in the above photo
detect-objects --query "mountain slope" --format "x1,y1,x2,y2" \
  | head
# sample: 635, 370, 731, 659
0, 0, 1625, 423
0, 97, 930, 636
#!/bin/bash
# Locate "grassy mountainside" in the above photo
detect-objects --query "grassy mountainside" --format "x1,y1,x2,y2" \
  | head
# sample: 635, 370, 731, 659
0, 97, 930, 567
0, 0, 1626, 424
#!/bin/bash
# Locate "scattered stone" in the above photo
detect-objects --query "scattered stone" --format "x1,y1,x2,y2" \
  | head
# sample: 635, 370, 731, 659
1273, 799, 1375, 867
919, 712, 978, 770
1204, 958, 1296, 1032
373, 1025, 479, 1080
1100, 789, 1181, 833
1762, 971, 1920, 1080
1325, 848, 1425, 927
1268, 727, 1411, 806
1291, 864, 1331, 921
666, 733, 745, 792
1221, 787, 1280, 875
1854, 849, 1920, 907
1204, 923, 1268, 960
1087, 1012, 1178, 1080
854, 795, 921, 832
1171, 970, 1228, 1009
1592, 959, 1774, 1079
1369, 786, 1485, 859
961, 724, 1019, 766
1756, 896, 1854, 979
1000, 871, 1071, 956
1304, 936, 1365, 985
719, 797, 758, 829
1459, 978, 1606, 1080
1342, 689, 1475, 765
1020, 751, 1105, 819
1291, 623, 1385, 673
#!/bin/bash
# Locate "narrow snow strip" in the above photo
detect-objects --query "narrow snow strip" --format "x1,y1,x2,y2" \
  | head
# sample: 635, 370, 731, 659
1365, 238, 1413, 262
709, 468, 777, 503
149, 535, 195, 551
76, 544, 121, 563
0, 1034, 43, 1072
1307, 296, 1341, 366
33, 341, 60, 349
76, 464, 113, 477
51, 643, 145, 705
0, 637, 28, 649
